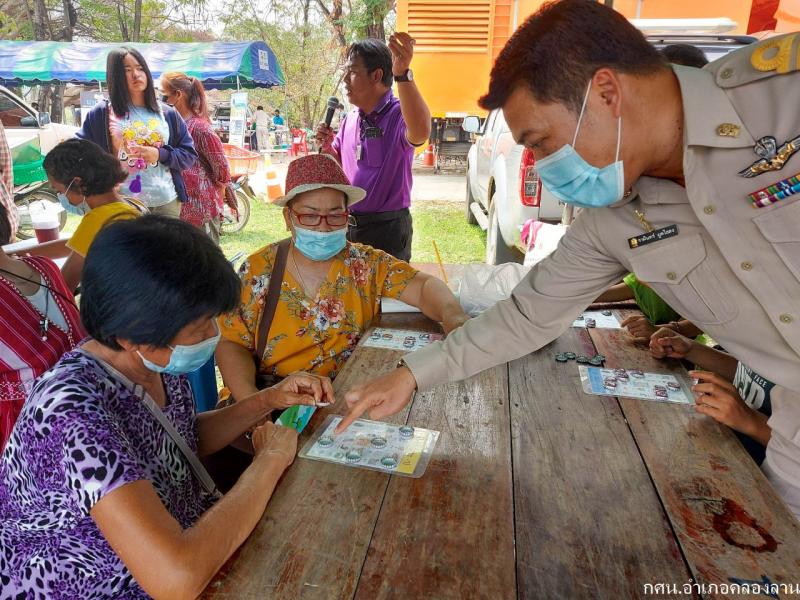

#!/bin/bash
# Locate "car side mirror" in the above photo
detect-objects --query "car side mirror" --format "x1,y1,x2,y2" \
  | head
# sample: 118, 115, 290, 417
20, 115, 38, 127
38, 112, 51, 126
462, 115, 481, 134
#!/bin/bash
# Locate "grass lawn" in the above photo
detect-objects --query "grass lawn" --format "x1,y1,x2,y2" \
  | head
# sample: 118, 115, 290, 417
63, 196, 487, 265
218, 197, 486, 265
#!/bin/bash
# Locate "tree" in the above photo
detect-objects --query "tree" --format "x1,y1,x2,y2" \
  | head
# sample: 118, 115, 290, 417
349, 0, 394, 40
220, 0, 345, 128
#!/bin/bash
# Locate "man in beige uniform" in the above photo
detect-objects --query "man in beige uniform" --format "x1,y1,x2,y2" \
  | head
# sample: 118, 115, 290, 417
339, 1, 800, 515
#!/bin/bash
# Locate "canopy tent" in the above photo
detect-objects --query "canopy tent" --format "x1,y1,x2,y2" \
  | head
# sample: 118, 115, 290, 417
0, 41, 285, 89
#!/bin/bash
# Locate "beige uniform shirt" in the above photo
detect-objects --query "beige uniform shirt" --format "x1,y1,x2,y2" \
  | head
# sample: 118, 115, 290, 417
405, 35, 800, 499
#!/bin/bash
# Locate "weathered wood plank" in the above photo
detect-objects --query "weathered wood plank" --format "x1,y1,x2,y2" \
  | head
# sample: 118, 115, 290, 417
203, 317, 440, 599
354, 363, 516, 599
589, 311, 800, 598
509, 325, 692, 599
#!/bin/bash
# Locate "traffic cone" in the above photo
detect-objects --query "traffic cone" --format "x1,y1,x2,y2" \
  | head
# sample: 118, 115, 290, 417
422, 143, 435, 167
264, 154, 283, 201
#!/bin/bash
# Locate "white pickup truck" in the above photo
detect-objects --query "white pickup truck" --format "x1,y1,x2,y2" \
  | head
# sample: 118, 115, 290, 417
2, 84, 76, 182
463, 110, 561, 264
1, 85, 77, 237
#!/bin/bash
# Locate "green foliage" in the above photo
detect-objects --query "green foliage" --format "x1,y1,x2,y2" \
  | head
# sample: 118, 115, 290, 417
7, 0, 399, 134
219, 1, 342, 128
74, 0, 212, 42
346, 0, 393, 39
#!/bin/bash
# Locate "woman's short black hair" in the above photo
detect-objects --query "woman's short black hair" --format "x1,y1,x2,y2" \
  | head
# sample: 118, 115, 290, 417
43, 138, 128, 197
480, 0, 667, 114
347, 39, 393, 87
106, 46, 160, 116
80, 215, 241, 350
0, 202, 11, 245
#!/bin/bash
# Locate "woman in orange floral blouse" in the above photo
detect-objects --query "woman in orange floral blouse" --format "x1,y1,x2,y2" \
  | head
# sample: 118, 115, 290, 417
216, 154, 468, 406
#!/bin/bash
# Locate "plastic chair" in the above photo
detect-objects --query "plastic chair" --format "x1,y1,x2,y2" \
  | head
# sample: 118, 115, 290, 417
291, 129, 308, 157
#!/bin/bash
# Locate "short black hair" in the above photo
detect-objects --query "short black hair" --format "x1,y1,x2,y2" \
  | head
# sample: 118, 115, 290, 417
0, 203, 11, 245
480, 0, 667, 113
80, 215, 240, 350
347, 39, 393, 87
661, 44, 708, 68
106, 46, 160, 116
43, 138, 128, 197
257, 105, 264, 110
274, 109, 280, 114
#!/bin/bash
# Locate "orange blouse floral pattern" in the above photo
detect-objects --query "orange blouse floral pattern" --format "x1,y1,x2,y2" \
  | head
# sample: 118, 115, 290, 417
219, 241, 418, 380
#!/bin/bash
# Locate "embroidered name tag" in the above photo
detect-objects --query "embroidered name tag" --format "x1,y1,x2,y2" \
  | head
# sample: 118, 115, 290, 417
628, 224, 679, 249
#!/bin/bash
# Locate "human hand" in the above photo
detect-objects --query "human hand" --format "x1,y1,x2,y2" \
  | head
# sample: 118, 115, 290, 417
690, 370, 760, 437
127, 144, 159, 164
649, 327, 693, 360
267, 371, 335, 410
621, 315, 657, 341
251, 421, 298, 469
315, 122, 335, 149
388, 32, 416, 76
335, 366, 417, 433
442, 312, 470, 335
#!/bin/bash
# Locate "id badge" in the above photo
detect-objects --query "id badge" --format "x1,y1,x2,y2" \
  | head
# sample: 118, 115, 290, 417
356, 143, 362, 161
628, 224, 679, 249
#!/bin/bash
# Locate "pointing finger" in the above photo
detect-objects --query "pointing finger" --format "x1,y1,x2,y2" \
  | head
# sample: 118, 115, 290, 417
335, 398, 371, 433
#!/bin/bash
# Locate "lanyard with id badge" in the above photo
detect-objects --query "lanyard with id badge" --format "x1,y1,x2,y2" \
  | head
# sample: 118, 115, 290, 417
355, 109, 385, 162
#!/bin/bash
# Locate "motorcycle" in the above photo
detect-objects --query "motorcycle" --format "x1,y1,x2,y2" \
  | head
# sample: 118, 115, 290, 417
13, 182, 66, 240
221, 174, 253, 235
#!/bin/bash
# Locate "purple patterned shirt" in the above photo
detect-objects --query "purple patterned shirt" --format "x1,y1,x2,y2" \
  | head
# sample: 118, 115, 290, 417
0, 348, 216, 598
332, 90, 415, 214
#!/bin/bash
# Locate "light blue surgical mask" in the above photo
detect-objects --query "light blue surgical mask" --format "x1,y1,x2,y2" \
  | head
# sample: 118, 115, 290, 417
57, 178, 90, 216
535, 81, 625, 209
293, 223, 347, 261
138, 321, 221, 375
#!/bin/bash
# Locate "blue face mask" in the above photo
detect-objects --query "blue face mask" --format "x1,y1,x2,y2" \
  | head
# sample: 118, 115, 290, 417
293, 224, 347, 261
535, 81, 625, 209
138, 321, 221, 375
57, 178, 90, 216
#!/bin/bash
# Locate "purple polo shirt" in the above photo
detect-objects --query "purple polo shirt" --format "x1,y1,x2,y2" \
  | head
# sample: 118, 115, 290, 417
332, 90, 414, 215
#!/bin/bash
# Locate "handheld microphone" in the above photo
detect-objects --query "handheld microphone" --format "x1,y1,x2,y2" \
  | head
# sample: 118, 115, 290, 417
319, 96, 340, 154
324, 96, 339, 128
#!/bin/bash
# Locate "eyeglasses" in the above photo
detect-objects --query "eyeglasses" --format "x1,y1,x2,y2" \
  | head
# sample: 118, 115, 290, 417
290, 209, 350, 227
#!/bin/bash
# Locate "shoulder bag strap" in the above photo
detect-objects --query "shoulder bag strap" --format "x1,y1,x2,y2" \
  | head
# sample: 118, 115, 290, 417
255, 238, 291, 362
82, 348, 221, 499
138, 391, 221, 499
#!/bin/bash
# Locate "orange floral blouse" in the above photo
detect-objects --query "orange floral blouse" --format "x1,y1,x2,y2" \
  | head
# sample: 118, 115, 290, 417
219, 241, 418, 380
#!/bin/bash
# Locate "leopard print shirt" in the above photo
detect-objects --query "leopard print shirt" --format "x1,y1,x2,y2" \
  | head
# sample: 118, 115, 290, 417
0, 348, 217, 598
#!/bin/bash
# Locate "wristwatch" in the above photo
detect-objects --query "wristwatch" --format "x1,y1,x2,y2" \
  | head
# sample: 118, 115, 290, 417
394, 69, 414, 83
396, 358, 419, 390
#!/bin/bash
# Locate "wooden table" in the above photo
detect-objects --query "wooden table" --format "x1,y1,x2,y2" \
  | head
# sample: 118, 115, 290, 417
204, 309, 800, 599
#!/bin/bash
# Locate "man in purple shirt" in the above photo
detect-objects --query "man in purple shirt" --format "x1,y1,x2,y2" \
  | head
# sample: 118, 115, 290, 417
317, 33, 431, 261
